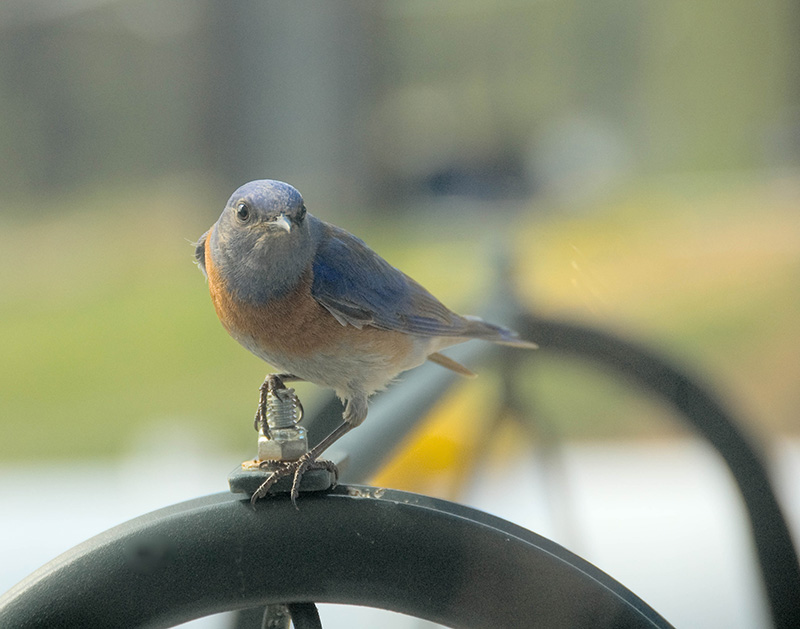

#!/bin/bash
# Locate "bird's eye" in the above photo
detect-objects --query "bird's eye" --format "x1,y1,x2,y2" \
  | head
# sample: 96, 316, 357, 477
298, 204, 307, 221
236, 202, 250, 222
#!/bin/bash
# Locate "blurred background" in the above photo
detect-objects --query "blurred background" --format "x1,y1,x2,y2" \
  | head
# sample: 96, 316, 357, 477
0, 1, 798, 627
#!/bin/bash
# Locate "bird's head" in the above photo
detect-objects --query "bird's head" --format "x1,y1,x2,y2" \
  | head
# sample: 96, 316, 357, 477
210, 179, 316, 300
217, 179, 309, 243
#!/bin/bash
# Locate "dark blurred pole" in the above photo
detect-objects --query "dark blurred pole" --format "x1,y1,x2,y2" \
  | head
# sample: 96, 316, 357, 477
0, 20, 89, 193
197, 0, 380, 209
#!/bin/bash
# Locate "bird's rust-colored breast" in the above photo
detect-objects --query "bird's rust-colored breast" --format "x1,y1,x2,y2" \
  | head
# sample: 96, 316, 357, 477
203, 227, 415, 364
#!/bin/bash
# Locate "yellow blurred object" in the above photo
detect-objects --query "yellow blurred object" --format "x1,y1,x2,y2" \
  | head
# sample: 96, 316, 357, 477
371, 378, 497, 499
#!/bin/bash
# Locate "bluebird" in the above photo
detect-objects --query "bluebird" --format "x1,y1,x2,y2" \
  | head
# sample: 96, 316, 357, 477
196, 180, 536, 500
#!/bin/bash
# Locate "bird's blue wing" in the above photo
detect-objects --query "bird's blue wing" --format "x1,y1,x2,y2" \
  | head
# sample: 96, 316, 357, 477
311, 224, 466, 336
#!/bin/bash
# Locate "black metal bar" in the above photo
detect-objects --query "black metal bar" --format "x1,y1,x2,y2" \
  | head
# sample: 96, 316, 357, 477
288, 602, 323, 629
0, 487, 672, 629
518, 315, 800, 629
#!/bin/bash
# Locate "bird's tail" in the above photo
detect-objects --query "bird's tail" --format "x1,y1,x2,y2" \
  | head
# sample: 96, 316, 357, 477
462, 315, 538, 349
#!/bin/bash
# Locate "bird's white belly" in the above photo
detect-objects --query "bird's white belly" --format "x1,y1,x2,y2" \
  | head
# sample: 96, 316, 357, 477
236, 332, 433, 398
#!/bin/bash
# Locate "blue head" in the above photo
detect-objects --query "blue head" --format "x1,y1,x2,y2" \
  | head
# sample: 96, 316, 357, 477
209, 180, 318, 302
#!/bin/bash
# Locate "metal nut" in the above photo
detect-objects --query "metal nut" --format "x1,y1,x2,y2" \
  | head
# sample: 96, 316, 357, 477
257, 426, 308, 461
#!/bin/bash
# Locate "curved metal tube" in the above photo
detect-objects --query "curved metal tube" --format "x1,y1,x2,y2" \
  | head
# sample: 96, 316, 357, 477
518, 314, 800, 629
0, 486, 672, 628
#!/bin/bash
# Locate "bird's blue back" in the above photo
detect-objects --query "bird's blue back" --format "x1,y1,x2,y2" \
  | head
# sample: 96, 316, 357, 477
310, 222, 465, 337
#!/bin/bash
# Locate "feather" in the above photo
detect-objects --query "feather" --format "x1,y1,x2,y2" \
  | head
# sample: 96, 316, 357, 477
427, 352, 477, 378
194, 230, 208, 276
311, 224, 469, 337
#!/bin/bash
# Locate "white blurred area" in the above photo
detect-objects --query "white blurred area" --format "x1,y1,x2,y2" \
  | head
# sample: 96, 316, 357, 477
1, 430, 797, 629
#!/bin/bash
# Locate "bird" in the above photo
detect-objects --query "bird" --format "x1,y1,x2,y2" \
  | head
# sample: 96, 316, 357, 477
195, 179, 536, 501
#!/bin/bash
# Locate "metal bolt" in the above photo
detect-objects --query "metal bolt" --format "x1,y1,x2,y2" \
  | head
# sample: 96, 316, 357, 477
258, 386, 308, 461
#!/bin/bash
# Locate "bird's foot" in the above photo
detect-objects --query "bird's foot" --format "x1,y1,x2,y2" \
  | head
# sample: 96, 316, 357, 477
251, 454, 339, 508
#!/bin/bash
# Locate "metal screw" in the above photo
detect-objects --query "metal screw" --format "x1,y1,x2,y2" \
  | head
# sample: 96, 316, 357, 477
258, 386, 308, 461
265, 386, 302, 430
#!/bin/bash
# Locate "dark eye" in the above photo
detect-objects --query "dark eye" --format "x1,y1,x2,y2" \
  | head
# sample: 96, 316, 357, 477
236, 202, 250, 222
298, 204, 307, 221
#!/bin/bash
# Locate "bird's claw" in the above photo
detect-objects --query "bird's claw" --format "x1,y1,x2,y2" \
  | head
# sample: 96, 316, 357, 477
250, 454, 339, 508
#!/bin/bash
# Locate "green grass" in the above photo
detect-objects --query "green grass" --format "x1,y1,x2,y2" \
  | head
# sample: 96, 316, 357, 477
1, 171, 798, 461
0, 177, 267, 458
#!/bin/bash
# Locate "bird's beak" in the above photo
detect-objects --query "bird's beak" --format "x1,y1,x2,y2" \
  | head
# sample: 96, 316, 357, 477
273, 213, 292, 233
